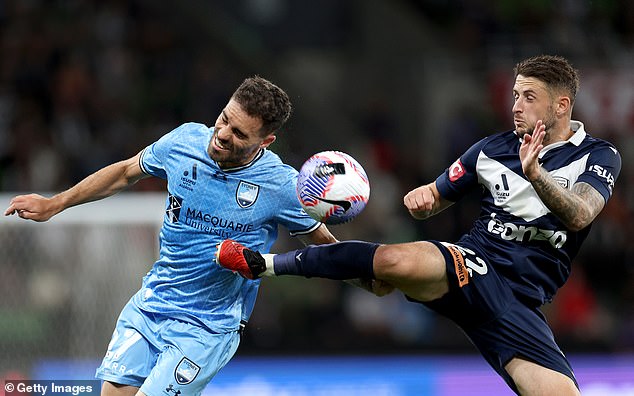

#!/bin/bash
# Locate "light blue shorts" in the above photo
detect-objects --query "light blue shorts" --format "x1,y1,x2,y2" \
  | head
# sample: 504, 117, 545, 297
95, 301, 240, 396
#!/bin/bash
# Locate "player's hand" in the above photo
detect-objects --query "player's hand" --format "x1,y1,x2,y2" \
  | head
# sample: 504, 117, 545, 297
347, 278, 395, 297
4, 193, 59, 222
371, 279, 395, 297
403, 184, 436, 220
520, 120, 545, 181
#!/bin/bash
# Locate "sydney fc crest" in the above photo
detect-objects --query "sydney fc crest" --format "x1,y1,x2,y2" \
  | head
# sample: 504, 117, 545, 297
174, 357, 200, 385
236, 181, 259, 208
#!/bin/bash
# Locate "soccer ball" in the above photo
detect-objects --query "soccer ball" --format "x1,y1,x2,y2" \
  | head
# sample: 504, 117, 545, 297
296, 151, 370, 225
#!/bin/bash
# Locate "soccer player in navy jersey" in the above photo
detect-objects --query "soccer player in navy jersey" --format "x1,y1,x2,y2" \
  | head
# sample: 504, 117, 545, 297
217, 55, 622, 395
4, 76, 367, 396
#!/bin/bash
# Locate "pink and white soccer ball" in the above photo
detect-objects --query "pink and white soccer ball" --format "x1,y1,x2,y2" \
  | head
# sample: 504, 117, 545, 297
296, 151, 370, 225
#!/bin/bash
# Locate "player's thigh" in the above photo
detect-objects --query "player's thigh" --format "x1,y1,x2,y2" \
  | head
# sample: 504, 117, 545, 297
373, 241, 449, 301
505, 357, 580, 396
101, 381, 139, 396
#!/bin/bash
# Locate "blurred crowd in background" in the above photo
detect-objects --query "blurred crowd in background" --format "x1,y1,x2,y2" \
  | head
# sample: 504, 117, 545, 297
0, 0, 633, 364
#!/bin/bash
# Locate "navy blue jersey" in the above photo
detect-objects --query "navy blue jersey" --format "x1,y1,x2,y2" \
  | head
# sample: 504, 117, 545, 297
435, 121, 621, 305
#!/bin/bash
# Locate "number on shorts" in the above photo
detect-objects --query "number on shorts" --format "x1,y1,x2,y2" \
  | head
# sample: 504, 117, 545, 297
106, 329, 143, 359
441, 242, 488, 277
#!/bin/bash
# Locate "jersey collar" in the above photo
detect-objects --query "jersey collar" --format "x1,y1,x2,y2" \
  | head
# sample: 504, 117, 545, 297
218, 148, 265, 172
534, 120, 586, 158
567, 120, 586, 146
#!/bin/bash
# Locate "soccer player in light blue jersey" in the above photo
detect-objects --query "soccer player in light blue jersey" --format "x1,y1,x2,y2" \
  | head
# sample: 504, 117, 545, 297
217, 56, 622, 395
4, 76, 372, 396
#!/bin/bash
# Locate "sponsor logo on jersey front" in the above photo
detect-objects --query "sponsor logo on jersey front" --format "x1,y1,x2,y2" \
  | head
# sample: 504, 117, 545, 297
486, 213, 567, 248
167, 194, 183, 223
478, 152, 551, 222
179, 163, 198, 191
236, 181, 259, 208
183, 208, 254, 238
493, 173, 511, 203
174, 357, 200, 385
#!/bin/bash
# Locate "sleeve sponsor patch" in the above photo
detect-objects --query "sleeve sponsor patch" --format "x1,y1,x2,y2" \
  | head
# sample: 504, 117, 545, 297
448, 159, 466, 182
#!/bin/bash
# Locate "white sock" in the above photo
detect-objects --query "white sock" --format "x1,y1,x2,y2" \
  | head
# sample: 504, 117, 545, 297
261, 254, 276, 277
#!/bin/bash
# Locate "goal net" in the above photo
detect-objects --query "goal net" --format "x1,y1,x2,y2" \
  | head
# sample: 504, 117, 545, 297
0, 193, 166, 377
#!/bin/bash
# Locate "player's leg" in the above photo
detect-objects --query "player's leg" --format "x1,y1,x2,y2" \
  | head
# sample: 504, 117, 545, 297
274, 240, 450, 301
216, 239, 450, 301
505, 357, 580, 396
371, 241, 449, 302
100, 381, 140, 396
455, 289, 580, 395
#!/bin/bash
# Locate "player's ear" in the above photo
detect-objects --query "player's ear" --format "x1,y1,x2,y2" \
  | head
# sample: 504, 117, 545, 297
260, 134, 276, 148
556, 95, 571, 117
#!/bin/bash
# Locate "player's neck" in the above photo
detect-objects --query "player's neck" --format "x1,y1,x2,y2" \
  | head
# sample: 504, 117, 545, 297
217, 148, 264, 170
544, 122, 573, 146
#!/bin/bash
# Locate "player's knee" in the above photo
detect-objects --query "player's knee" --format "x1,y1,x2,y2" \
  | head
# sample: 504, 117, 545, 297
372, 242, 449, 302
373, 242, 444, 279
101, 381, 139, 396
373, 244, 411, 279
373, 243, 435, 278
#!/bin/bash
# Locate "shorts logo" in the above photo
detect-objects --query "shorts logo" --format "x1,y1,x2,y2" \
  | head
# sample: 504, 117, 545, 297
165, 384, 181, 396
445, 244, 469, 288
236, 181, 259, 208
174, 357, 200, 385
448, 159, 466, 182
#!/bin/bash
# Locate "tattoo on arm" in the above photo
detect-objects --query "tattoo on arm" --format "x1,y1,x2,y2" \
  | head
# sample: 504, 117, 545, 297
572, 181, 606, 219
531, 168, 605, 231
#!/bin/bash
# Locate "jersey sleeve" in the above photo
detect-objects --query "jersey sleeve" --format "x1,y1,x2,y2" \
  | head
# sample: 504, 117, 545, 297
435, 137, 488, 201
576, 144, 621, 203
275, 172, 321, 236
139, 124, 187, 179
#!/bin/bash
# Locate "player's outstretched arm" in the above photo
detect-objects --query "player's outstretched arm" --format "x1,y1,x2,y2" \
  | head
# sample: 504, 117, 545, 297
520, 121, 606, 231
4, 151, 148, 222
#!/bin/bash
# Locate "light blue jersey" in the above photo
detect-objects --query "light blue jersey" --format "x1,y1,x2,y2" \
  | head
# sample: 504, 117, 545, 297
133, 122, 319, 332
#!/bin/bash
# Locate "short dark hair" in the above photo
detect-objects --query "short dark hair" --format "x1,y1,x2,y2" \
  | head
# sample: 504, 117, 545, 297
232, 76, 292, 135
514, 55, 580, 104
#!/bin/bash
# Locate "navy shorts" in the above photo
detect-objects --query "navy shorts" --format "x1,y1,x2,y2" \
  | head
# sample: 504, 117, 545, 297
416, 240, 577, 393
